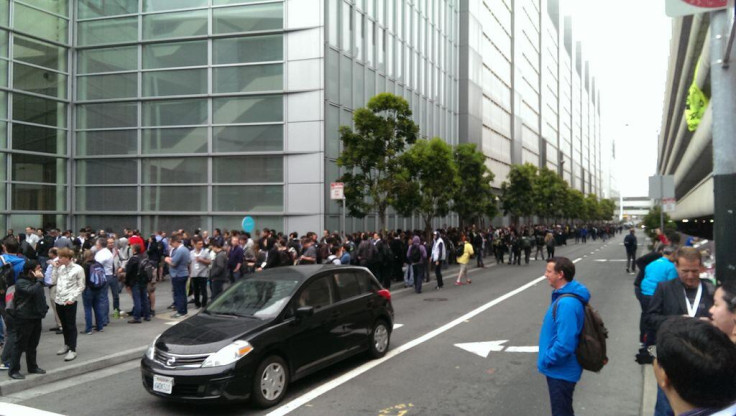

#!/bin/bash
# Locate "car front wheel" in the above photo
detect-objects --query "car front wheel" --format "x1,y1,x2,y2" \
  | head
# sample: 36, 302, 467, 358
368, 320, 390, 358
252, 355, 289, 408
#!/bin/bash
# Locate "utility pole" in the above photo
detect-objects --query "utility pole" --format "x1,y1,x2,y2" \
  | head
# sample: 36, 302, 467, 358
710, 7, 736, 283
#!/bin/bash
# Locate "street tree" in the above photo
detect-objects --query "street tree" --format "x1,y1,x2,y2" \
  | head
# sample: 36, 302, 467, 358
534, 167, 569, 223
452, 143, 497, 227
336, 93, 419, 232
563, 189, 585, 223
394, 138, 457, 237
584, 193, 602, 221
599, 198, 616, 221
500, 163, 538, 224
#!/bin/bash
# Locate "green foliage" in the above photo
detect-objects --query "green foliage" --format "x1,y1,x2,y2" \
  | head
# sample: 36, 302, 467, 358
598, 198, 616, 221
394, 138, 457, 235
337, 93, 419, 231
563, 189, 585, 221
533, 167, 569, 222
452, 143, 497, 226
501, 163, 538, 220
642, 205, 677, 241
583, 193, 602, 221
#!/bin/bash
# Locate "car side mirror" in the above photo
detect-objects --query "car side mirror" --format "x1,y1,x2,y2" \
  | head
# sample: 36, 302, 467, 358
295, 306, 314, 320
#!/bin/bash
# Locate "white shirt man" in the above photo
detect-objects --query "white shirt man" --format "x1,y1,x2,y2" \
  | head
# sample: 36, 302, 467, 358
94, 239, 114, 276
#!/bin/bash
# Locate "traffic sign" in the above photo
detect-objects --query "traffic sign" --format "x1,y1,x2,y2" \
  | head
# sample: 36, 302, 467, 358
330, 182, 344, 200
666, 0, 728, 17
663, 197, 677, 212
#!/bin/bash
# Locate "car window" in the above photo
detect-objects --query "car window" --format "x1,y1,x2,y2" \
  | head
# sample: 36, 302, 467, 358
297, 276, 334, 309
333, 271, 361, 300
206, 278, 299, 320
356, 271, 377, 293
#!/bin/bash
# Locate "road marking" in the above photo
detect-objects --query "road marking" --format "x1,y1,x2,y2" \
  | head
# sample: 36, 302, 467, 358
265, 271, 550, 416
593, 259, 627, 262
454, 341, 507, 358
0, 403, 65, 416
573, 258, 582, 263
393, 324, 404, 330
505, 346, 539, 353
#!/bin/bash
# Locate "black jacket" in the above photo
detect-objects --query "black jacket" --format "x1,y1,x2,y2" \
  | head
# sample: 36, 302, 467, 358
125, 254, 142, 287
645, 278, 715, 332
623, 234, 638, 253
13, 275, 48, 320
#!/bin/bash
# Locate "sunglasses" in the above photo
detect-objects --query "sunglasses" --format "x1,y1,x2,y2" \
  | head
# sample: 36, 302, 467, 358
648, 345, 657, 359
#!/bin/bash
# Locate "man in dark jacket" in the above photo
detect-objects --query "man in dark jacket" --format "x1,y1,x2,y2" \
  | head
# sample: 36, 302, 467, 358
125, 245, 150, 323
624, 229, 638, 273
645, 247, 715, 416
9, 260, 48, 379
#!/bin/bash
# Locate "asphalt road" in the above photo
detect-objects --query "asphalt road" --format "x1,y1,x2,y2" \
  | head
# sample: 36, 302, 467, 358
6, 234, 644, 416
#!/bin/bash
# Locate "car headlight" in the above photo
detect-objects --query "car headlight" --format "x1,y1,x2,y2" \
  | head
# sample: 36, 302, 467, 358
201, 340, 254, 368
146, 334, 161, 361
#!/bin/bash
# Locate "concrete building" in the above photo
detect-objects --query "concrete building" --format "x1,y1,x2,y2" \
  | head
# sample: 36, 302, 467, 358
615, 196, 652, 223
0, 0, 605, 235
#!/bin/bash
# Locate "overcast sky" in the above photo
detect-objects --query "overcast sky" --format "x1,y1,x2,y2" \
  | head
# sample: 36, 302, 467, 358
562, 0, 673, 197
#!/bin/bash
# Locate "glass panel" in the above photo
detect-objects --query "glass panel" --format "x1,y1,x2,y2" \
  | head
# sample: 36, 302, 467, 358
0, 60, 6, 88
0, 91, 5, 119
14, 3, 68, 44
0, 182, 5, 210
0, 152, 4, 177
13, 93, 66, 128
211, 215, 283, 234
76, 186, 137, 211
13, 36, 67, 72
144, 0, 207, 12
340, 55, 352, 105
213, 185, 282, 212
0, 0, 7, 26
213, 64, 282, 93
142, 186, 206, 211
78, 46, 137, 74
77, 72, 137, 100
0, 121, 6, 148
143, 40, 207, 69
142, 69, 207, 97
142, 127, 208, 154
78, 0, 137, 19
214, 0, 272, 4
213, 3, 283, 34
76, 130, 137, 156
142, 215, 206, 235
12, 184, 66, 211
22, 0, 69, 16
77, 102, 137, 129
213, 95, 282, 124
143, 99, 208, 126
78, 17, 138, 46
213, 34, 282, 65
13, 62, 67, 98
12, 123, 66, 154
326, 49, 338, 102
12, 154, 66, 183
213, 124, 283, 152
0, 30, 7, 57
213, 156, 282, 183
142, 157, 207, 184
143, 9, 207, 40
77, 215, 138, 234
76, 159, 137, 184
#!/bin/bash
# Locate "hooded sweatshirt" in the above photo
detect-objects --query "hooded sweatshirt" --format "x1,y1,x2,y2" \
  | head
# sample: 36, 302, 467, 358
537, 279, 591, 383
405, 236, 427, 264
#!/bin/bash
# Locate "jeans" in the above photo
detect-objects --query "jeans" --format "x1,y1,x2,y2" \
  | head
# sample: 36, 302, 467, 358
640, 295, 654, 346
99, 278, 110, 325
404, 265, 414, 287
56, 302, 78, 351
654, 386, 674, 416
1, 314, 16, 365
412, 264, 423, 293
535, 246, 545, 260
172, 276, 188, 315
131, 282, 151, 320
626, 251, 637, 271
82, 288, 105, 332
434, 261, 443, 288
107, 274, 120, 311
546, 376, 576, 416
191, 277, 208, 308
10, 318, 41, 374
211, 280, 227, 300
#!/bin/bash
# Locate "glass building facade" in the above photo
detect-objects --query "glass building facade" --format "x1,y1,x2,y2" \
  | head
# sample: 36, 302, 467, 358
0, 0, 601, 235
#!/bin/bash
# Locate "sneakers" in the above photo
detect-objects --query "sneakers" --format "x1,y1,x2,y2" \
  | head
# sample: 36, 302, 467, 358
170, 313, 187, 318
0, 363, 9, 371
64, 350, 77, 361
128, 319, 142, 324
56, 346, 70, 355
454, 281, 463, 286
80, 330, 93, 335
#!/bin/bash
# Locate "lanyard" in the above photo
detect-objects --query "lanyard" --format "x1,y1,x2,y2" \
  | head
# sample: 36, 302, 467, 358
684, 283, 703, 318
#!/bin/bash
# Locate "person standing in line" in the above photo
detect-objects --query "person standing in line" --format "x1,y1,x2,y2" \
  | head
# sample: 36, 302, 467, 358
709, 279, 736, 342
189, 236, 211, 309
538, 257, 590, 416
208, 240, 229, 300
8, 260, 48, 380
624, 229, 638, 274
545, 232, 556, 260
52, 248, 85, 362
640, 246, 679, 352
406, 236, 427, 294
226, 236, 244, 282
125, 244, 150, 324
431, 231, 445, 290
165, 235, 191, 318
43, 248, 63, 334
79, 250, 104, 335
454, 234, 474, 286
93, 238, 113, 324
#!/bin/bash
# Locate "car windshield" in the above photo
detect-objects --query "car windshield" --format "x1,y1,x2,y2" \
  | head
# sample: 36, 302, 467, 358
206, 278, 300, 320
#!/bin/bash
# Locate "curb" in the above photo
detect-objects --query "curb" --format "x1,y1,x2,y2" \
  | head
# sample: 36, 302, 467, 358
640, 363, 657, 416
0, 346, 147, 397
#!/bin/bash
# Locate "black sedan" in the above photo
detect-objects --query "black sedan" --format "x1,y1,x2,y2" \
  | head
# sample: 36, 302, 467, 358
141, 265, 394, 408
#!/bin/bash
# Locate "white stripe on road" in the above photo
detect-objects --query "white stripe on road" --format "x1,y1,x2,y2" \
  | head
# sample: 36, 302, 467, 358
266, 272, 550, 416
393, 324, 404, 330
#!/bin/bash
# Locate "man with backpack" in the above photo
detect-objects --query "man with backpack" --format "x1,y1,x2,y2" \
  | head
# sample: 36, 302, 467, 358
125, 244, 150, 323
1, 237, 27, 370
406, 236, 427, 294
538, 257, 591, 416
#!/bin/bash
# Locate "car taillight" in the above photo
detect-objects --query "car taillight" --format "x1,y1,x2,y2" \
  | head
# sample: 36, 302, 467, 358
377, 289, 391, 301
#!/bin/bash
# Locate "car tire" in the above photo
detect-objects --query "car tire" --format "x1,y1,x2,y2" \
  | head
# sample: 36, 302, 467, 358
252, 355, 289, 408
367, 320, 391, 359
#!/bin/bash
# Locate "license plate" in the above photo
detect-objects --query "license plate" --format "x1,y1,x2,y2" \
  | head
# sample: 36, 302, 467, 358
153, 375, 174, 394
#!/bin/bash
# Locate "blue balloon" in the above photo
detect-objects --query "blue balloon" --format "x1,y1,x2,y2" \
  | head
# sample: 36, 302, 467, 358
241, 216, 255, 233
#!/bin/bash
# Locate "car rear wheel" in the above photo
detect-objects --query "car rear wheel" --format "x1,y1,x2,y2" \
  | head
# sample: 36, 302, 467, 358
368, 320, 390, 358
252, 355, 289, 408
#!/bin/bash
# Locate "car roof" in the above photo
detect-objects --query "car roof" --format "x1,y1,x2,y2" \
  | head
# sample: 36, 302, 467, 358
255, 265, 371, 283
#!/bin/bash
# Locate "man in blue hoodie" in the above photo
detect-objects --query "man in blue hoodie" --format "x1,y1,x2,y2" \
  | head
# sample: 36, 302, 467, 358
538, 256, 590, 416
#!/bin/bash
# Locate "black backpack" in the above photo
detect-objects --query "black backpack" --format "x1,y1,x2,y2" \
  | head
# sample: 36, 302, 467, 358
0, 256, 13, 296
553, 294, 609, 372
138, 257, 156, 283
455, 242, 465, 257
409, 245, 421, 263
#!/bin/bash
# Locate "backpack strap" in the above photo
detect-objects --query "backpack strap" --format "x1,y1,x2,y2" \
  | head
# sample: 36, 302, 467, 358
552, 293, 586, 320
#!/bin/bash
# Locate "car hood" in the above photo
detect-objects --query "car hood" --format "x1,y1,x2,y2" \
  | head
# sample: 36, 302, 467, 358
156, 313, 271, 355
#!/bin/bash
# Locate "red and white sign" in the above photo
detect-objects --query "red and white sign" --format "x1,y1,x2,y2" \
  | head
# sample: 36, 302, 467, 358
666, 0, 728, 17
662, 197, 677, 213
330, 182, 344, 200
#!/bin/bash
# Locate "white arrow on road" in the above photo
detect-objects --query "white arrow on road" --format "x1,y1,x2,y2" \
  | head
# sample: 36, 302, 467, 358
594, 259, 628, 262
454, 341, 538, 358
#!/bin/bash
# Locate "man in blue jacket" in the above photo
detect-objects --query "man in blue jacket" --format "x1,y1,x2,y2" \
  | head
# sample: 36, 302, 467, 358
538, 256, 590, 416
